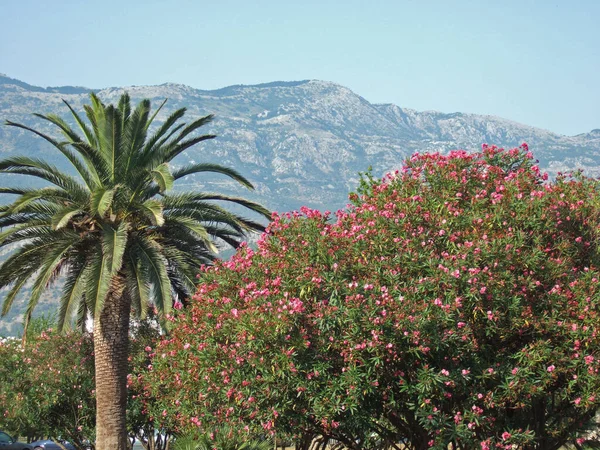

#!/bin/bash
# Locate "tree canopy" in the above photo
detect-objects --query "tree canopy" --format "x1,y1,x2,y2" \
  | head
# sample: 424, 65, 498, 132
146, 145, 600, 449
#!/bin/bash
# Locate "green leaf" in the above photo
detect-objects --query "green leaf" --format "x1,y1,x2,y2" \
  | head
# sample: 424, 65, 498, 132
168, 216, 218, 254
51, 206, 83, 230
91, 188, 115, 217
85, 250, 111, 318
127, 253, 150, 319
151, 163, 174, 192
57, 263, 87, 331
102, 222, 129, 276
141, 199, 165, 226
1, 275, 29, 316
172, 162, 255, 190
135, 237, 171, 318
22, 237, 78, 334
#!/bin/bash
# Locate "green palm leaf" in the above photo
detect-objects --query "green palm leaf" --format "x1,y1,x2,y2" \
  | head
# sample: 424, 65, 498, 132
151, 162, 174, 192
101, 222, 129, 276
85, 248, 111, 318
57, 262, 87, 331
52, 206, 83, 230
135, 236, 171, 318
91, 187, 116, 217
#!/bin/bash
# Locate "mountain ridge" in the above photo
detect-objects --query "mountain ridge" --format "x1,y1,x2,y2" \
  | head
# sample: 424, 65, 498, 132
3, 74, 597, 137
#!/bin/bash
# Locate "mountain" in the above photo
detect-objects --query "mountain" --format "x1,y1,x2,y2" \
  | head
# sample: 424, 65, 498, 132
2, 75, 599, 213
0, 74, 598, 334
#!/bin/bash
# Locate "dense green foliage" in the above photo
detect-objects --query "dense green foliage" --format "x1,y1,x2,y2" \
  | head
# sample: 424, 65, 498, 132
0, 330, 95, 448
146, 145, 600, 449
0, 316, 171, 450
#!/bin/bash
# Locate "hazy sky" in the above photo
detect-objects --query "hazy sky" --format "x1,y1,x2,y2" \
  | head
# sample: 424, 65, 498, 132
1, 0, 598, 136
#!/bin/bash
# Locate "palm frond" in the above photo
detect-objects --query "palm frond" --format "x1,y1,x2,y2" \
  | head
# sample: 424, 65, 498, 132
164, 216, 218, 254
134, 236, 172, 318
0, 155, 88, 201
164, 134, 216, 162
22, 235, 80, 334
166, 191, 271, 219
151, 163, 174, 193
5, 119, 97, 189
62, 99, 97, 147
162, 244, 202, 294
1, 274, 30, 317
76, 299, 90, 332
84, 247, 111, 318
140, 199, 165, 226
0, 223, 53, 247
117, 93, 132, 124
163, 201, 266, 234
90, 187, 115, 217
126, 252, 151, 320
96, 104, 122, 182
101, 222, 129, 277
170, 114, 214, 146
121, 99, 151, 176
140, 107, 186, 157
171, 162, 255, 190
57, 261, 87, 331
51, 205, 84, 230
144, 98, 168, 131
0, 233, 78, 288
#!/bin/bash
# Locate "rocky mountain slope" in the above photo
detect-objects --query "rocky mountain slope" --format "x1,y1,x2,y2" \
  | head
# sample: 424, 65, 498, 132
2, 74, 599, 213
0, 74, 598, 334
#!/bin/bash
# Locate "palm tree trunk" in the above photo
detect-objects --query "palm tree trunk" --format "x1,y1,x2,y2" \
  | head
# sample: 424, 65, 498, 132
93, 284, 131, 450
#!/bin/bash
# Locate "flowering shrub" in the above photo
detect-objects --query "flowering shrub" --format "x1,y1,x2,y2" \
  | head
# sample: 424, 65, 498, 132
0, 317, 169, 450
0, 330, 96, 448
146, 145, 600, 449
126, 316, 175, 450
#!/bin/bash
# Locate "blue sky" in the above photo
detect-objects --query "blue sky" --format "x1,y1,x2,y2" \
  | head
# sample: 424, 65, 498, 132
1, 0, 598, 136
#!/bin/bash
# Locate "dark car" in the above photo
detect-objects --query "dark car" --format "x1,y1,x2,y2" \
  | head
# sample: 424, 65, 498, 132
0, 431, 32, 450
29, 440, 75, 450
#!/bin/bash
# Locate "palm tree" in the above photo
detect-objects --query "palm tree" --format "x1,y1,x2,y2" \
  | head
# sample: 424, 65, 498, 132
0, 93, 270, 450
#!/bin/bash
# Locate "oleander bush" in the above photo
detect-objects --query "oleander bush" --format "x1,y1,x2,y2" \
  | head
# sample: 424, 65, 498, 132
146, 145, 600, 449
0, 327, 95, 448
0, 315, 170, 450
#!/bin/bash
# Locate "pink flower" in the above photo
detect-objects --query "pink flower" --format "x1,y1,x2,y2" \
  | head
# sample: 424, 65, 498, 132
574, 397, 581, 405
502, 432, 511, 441
231, 308, 239, 318
173, 301, 183, 310
547, 365, 556, 373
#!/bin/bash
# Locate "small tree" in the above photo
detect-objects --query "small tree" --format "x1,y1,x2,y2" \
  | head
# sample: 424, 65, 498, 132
146, 145, 600, 449
0, 329, 95, 448
0, 317, 167, 450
